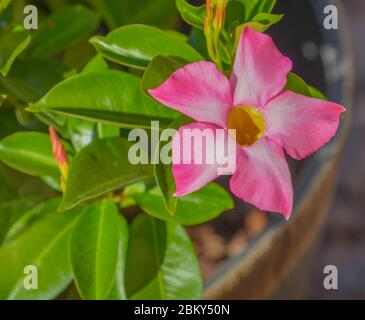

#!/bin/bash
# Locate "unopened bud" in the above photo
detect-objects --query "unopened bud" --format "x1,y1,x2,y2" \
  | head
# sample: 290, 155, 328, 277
213, 0, 227, 30
49, 127, 68, 191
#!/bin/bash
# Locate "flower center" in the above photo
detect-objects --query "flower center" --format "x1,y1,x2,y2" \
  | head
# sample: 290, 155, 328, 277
227, 106, 265, 146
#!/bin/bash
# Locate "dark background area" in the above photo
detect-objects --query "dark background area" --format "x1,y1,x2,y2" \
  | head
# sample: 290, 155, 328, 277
307, 0, 365, 299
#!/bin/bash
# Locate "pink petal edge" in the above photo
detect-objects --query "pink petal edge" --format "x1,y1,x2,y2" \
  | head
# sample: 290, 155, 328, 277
149, 61, 233, 128
264, 91, 346, 160
231, 27, 292, 108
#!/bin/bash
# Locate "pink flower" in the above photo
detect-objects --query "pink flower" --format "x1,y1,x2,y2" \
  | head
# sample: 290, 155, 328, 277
149, 28, 345, 219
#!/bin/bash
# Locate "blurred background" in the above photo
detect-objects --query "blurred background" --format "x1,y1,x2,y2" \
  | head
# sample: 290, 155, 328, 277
307, 0, 365, 299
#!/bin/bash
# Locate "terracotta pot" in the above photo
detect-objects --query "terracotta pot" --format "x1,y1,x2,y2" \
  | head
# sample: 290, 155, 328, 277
203, 0, 353, 300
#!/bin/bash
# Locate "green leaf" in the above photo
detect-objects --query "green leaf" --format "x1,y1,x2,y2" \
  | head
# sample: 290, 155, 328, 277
0, 58, 70, 103
0, 199, 81, 299
125, 215, 202, 299
0, 164, 52, 243
251, 0, 277, 17
28, 70, 179, 129
0, 29, 31, 76
4, 197, 60, 243
90, 24, 203, 69
61, 137, 152, 211
97, 123, 119, 139
285, 72, 311, 97
238, 0, 277, 20
82, 55, 108, 73
176, 0, 205, 29
28, 5, 100, 57
34, 112, 69, 138
154, 162, 177, 216
0, 132, 59, 179
285, 73, 326, 100
150, 115, 191, 216
71, 200, 121, 300
142, 55, 188, 91
308, 85, 327, 100
67, 118, 96, 152
134, 183, 233, 226
108, 215, 129, 300
66, 55, 110, 150
252, 12, 283, 28
234, 13, 283, 48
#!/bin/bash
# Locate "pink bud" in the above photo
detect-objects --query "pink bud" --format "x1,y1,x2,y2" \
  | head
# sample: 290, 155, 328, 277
49, 127, 68, 186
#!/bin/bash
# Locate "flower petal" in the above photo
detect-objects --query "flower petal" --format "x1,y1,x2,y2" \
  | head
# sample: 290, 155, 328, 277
172, 122, 237, 196
264, 91, 346, 160
231, 27, 292, 108
149, 61, 232, 128
230, 138, 293, 218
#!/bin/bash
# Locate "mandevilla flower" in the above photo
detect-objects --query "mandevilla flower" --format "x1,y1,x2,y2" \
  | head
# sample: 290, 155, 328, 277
149, 28, 345, 219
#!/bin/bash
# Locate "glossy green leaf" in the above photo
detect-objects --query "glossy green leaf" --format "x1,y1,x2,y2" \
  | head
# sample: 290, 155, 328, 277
150, 116, 189, 216
308, 85, 327, 100
176, 0, 205, 29
82, 55, 108, 73
71, 201, 121, 300
126, 215, 202, 299
97, 123, 119, 139
90, 24, 203, 69
108, 215, 129, 300
154, 162, 177, 216
0, 132, 59, 179
0, 200, 81, 299
61, 137, 152, 211
4, 197, 60, 243
0, 29, 31, 76
67, 118, 96, 152
28, 5, 100, 57
134, 183, 233, 225
234, 13, 283, 48
81, 56, 119, 140
142, 55, 188, 91
285, 73, 326, 100
252, 12, 283, 29
285, 72, 311, 97
34, 112, 69, 138
0, 58, 70, 103
238, 0, 277, 20
28, 70, 179, 129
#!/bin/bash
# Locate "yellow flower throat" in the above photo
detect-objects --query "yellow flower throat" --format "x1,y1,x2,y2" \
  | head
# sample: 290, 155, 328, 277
227, 106, 265, 146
